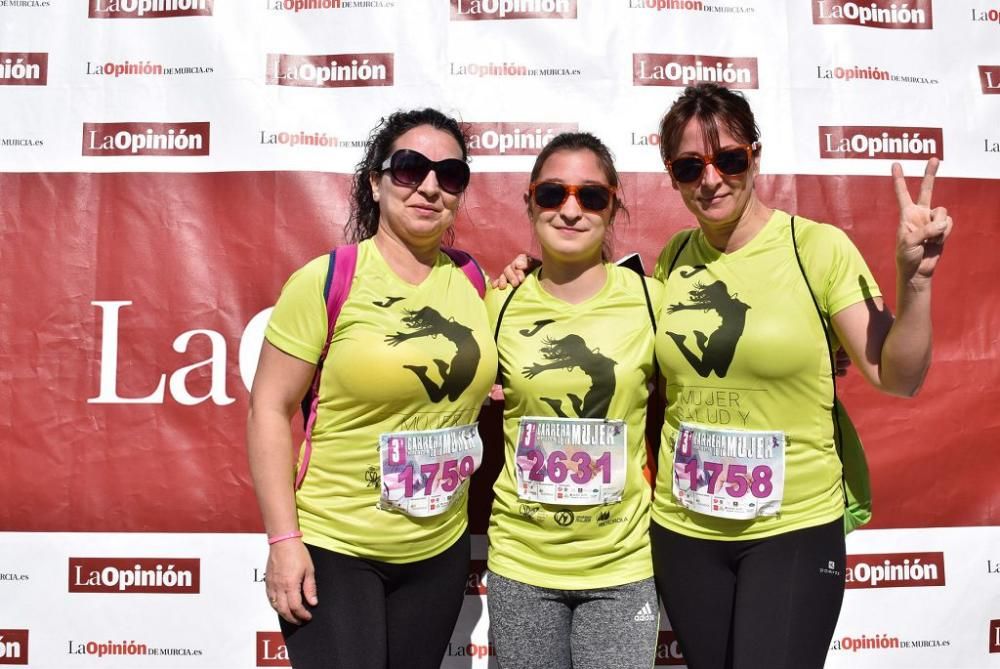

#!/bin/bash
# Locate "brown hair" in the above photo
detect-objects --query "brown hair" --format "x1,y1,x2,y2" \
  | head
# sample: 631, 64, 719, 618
658, 83, 760, 163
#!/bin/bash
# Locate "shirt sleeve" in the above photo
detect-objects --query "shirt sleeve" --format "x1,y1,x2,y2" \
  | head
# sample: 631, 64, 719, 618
798, 221, 882, 318
264, 254, 330, 363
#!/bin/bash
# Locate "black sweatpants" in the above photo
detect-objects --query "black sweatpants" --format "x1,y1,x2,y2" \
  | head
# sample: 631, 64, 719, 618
650, 518, 845, 669
280, 531, 470, 669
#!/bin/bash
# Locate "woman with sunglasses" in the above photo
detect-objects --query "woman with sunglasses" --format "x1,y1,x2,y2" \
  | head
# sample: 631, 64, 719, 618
247, 108, 497, 669
486, 132, 662, 669
649, 83, 952, 669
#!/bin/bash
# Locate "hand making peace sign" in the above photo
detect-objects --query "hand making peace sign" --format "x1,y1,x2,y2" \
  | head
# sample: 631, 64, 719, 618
893, 157, 953, 284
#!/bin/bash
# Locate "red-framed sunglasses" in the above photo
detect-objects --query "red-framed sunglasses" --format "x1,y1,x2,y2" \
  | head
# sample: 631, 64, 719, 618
666, 142, 759, 183
528, 182, 617, 212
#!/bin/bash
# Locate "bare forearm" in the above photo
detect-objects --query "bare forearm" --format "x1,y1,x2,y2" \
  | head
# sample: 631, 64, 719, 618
880, 277, 933, 397
247, 407, 300, 535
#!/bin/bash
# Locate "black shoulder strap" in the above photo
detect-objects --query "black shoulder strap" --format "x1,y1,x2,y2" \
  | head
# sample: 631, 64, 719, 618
322, 249, 337, 303
638, 271, 656, 332
617, 256, 657, 332
492, 268, 537, 389
665, 229, 695, 277
791, 216, 849, 486
492, 269, 533, 343
790, 216, 837, 392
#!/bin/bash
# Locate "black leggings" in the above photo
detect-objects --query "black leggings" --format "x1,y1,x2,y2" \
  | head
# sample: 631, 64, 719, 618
280, 531, 470, 669
650, 518, 845, 669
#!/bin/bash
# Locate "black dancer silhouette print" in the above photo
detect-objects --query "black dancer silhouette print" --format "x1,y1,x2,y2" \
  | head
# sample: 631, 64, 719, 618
665, 280, 750, 378
385, 307, 481, 402
522, 334, 616, 418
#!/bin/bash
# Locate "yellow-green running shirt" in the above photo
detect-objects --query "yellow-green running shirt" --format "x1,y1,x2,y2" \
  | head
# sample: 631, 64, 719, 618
652, 210, 881, 540
265, 239, 497, 562
487, 264, 661, 589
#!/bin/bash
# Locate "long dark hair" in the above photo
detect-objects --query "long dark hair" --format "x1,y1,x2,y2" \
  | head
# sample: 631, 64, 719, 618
345, 108, 469, 243
657, 83, 760, 163
528, 132, 628, 260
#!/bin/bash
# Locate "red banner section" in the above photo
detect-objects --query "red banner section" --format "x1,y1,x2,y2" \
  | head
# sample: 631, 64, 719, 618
449, 0, 578, 21
88, 0, 214, 19
811, 0, 934, 30
0, 630, 28, 666
1, 171, 996, 532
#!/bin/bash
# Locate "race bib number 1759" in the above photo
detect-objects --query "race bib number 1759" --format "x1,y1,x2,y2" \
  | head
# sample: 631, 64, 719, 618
379, 423, 482, 518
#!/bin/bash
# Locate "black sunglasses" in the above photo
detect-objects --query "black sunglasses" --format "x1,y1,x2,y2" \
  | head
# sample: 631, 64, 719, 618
529, 182, 616, 212
379, 149, 470, 195
666, 142, 759, 184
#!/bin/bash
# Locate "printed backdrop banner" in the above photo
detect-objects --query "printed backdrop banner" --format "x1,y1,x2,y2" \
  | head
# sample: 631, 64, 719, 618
2, 2, 999, 668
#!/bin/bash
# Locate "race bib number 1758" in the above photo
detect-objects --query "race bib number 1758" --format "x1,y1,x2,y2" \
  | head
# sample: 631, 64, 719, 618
672, 423, 785, 520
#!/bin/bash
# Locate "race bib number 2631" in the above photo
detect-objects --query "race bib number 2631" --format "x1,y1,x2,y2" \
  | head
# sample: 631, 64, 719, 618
515, 417, 627, 506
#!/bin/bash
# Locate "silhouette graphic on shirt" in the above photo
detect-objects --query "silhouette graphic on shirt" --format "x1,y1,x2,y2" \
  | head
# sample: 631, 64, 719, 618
519, 319, 556, 337
373, 296, 405, 308
665, 280, 750, 378
522, 334, 616, 418
385, 307, 481, 402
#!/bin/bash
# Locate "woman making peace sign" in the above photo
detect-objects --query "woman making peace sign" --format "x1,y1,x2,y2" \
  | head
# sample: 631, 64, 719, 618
650, 83, 953, 669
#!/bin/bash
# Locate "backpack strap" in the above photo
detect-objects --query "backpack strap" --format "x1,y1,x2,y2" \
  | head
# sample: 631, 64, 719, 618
296, 243, 483, 488
616, 254, 657, 332
491, 268, 533, 391
664, 229, 695, 278
615, 255, 662, 479
789, 217, 853, 512
295, 243, 358, 490
789, 218, 838, 411
442, 246, 487, 298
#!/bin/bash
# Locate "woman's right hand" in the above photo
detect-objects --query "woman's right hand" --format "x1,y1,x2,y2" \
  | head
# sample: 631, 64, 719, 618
491, 254, 538, 289
266, 539, 318, 624
892, 158, 952, 285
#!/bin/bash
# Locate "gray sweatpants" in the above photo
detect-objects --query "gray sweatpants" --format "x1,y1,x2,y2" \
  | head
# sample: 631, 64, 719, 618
487, 572, 659, 669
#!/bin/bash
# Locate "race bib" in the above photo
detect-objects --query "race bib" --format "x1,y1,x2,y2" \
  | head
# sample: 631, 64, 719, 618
515, 417, 627, 506
379, 423, 482, 518
671, 422, 785, 520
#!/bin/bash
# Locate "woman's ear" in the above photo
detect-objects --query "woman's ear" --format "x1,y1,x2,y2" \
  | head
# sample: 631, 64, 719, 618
369, 171, 381, 202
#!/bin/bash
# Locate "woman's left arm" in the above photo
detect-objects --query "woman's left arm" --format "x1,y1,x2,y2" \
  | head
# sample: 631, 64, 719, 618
831, 158, 954, 397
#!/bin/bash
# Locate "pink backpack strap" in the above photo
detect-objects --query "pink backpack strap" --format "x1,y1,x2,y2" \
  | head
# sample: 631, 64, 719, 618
442, 246, 486, 298
296, 244, 479, 489
295, 244, 358, 490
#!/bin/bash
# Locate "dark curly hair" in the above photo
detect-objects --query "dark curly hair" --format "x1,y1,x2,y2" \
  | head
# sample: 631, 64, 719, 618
528, 131, 628, 260
345, 108, 469, 243
657, 83, 760, 164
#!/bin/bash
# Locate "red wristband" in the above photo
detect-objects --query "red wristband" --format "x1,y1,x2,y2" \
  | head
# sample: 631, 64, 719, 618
267, 531, 303, 545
